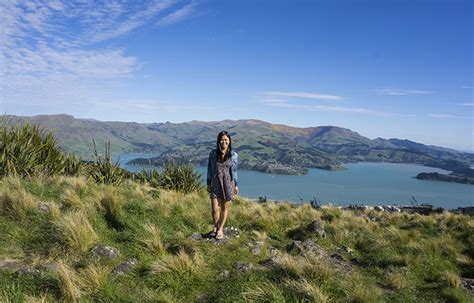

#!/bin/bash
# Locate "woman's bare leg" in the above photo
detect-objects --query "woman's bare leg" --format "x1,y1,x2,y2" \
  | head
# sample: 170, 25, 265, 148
210, 198, 220, 232
217, 200, 231, 235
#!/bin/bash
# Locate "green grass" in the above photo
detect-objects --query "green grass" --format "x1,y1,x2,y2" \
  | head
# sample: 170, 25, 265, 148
0, 176, 472, 302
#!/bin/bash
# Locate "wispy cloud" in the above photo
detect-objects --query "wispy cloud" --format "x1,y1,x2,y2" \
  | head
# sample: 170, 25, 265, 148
373, 88, 434, 95
428, 114, 472, 119
260, 91, 343, 101
0, 0, 197, 115
461, 85, 473, 89
157, 1, 196, 26
459, 103, 474, 106
259, 99, 405, 116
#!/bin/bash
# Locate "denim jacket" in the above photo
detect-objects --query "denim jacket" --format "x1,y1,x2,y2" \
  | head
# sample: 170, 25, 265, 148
207, 149, 239, 186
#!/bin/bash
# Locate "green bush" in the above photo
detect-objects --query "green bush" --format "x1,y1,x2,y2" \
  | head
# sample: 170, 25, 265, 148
0, 122, 65, 177
137, 163, 202, 194
88, 140, 125, 186
63, 153, 83, 176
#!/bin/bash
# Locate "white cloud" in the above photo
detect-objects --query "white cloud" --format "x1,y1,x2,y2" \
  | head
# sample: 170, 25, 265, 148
156, 1, 196, 26
260, 99, 403, 116
373, 88, 434, 95
0, 0, 196, 116
428, 114, 472, 119
461, 85, 473, 89
460, 103, 474, 106
260, 91, 343, 101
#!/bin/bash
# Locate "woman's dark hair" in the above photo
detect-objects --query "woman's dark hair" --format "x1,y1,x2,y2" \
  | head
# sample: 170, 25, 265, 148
216, 131, 232, 163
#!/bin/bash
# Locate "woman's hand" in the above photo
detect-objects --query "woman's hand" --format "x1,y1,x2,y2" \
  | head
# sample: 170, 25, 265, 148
234, 186, 239, 195
207, 185, 212, 193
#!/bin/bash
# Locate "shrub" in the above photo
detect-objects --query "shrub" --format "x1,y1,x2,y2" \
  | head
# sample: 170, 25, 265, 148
159, 163, 202, 194
136, 163, 202, 194
63, 153, 83, 176
0, 122, 65, 177
88, 140, 125, 186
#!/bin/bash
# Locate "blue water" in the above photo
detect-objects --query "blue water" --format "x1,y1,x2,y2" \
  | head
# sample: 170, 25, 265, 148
116, 153, 473, 208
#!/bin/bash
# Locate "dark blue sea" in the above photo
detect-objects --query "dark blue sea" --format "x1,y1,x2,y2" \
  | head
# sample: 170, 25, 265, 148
116, 153, 473, 208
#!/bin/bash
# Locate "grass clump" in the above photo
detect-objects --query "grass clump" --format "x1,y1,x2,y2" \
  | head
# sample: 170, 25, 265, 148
55, 210, 98, 253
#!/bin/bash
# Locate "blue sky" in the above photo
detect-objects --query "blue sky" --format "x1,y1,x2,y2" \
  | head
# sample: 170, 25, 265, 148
0, 0, 472, 151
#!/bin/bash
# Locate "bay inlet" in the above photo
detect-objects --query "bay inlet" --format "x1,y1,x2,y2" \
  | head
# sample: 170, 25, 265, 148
117, 153, 473, 208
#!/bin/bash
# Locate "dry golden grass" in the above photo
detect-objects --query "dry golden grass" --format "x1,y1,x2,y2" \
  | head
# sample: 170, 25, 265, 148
77, 263, 109, 294
151, 250, 205, 274
57, 260, 81, 302
0, 176, 36, 220
55, 210, 98, 252
242, 281, 285, 302
141, 223, 165, 255
345, 272, 382, 303
61, 188, 85, 210
284, 278, 330, 303
442, 271, 462, 289
97, 186, 123, 222
385, 270, 408, 291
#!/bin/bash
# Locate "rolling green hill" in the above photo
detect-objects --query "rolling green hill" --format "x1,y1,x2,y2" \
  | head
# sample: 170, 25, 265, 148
5, 114, 474, 176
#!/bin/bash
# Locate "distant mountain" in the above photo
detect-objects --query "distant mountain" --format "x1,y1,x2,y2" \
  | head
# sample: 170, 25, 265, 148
5, 114, 474, 176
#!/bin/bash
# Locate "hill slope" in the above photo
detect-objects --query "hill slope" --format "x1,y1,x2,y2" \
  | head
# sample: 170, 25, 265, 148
6, 114, 474, 175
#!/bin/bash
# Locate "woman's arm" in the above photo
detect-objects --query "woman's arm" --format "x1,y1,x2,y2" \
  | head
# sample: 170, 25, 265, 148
231, 152, 239, 192
207, 150, 213, 188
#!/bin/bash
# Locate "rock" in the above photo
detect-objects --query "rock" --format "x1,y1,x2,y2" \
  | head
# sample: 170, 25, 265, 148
286, 240, 353, 273
350, 258, 360, 265
461, 278, 474, 294
91, 245, 120, 259
166, 243, 196, 256
219, 270, 230, 278
111, 258, 138, 276
188, 232, 202, 241
305, 220, 325, 238
15, 266, 40, 276
259, 256, 284, 267
252, 241, 265, 255
374, 206, 384, 212
0, 259, 24, 272
337, 245, 354, 255
233, 261, 254, 273
223, 226, 240, 239
36, 201, 52, 212
330, 253, 345, 262
286, 240, 326, 258
268, 246, 281, 257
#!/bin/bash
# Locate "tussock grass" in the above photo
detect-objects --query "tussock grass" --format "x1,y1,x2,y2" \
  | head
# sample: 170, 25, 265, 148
0, 176, 36, 220
57, 260, 81, 302
141, 223, 165, 255
0, 175, 472, 302
97, 187, 124, 230
61, 188, 85, 210
55, 210, 98, 252
284, 278, 330, 303
151, 250, 205, 274
242, 281, 286, 302
77, 263, 109, 294
442, 271, 462, 289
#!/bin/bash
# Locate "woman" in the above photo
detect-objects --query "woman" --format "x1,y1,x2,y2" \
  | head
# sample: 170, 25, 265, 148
207, 131, 239, 240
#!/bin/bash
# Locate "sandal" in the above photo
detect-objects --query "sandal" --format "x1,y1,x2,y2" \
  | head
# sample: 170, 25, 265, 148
208, 227, 218, 238
215, 231, 224, 240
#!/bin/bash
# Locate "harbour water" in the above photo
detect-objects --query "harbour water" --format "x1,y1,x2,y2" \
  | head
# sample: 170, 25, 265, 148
117, 153, 473, 208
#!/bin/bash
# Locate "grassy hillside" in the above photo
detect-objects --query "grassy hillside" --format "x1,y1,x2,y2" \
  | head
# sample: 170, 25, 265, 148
7, 115, 474, 176
1, 175, 473, 302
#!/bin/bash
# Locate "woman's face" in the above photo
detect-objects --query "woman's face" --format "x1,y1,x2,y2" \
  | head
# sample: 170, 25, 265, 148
219, 135, 230, 151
